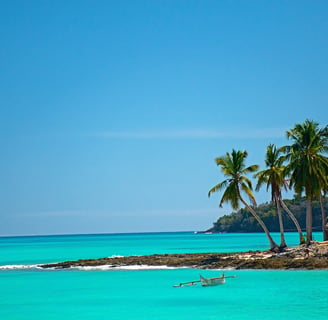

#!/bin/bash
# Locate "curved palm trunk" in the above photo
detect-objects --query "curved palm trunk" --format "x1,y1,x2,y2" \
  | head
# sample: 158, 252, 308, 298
320, 193, 328, 241
306, 198, 313, 244
239, 197, 279, 251
275, 198, 287, 248
280, 200, 305, 244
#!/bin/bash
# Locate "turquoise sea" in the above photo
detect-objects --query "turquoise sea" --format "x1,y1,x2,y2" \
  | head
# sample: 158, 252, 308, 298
1, 232, 327, 320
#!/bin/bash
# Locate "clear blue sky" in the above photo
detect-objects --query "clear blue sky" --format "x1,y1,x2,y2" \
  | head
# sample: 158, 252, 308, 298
1, 0, 327, 236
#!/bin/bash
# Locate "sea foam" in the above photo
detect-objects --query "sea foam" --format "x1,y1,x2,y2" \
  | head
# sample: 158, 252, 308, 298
0, 264, 38, 270
75, 264, 178, 271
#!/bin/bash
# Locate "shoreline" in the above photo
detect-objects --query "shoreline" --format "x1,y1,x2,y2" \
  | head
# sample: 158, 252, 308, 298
41, 241, 328, 270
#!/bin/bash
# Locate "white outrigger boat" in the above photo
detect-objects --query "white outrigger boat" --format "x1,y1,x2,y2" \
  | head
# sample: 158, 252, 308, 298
200, 274, 225, 286
173, 273, 236, 287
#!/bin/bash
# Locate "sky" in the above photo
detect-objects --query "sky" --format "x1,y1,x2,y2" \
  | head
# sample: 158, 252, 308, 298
1, 0, 328, 236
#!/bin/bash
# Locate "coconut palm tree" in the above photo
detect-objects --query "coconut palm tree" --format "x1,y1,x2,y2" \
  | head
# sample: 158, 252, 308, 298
255, 144, 287, 248
208, 149, 279, 251
320, 190, 328, 241
284, 120, 328, 244
255, 144, 304, 246
319, 166, 328, 241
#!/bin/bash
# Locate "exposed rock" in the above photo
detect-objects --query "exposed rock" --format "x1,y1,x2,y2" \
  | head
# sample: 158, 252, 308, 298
40, 241, 328, 270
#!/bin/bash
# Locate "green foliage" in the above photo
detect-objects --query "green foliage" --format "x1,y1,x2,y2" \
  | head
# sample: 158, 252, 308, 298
208, 197, 328, 233
285, 119, 328, 198
208, 149, 258, 209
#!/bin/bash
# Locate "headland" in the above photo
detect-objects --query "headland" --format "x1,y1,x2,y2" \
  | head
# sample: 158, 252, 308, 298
41, 241, 328, 270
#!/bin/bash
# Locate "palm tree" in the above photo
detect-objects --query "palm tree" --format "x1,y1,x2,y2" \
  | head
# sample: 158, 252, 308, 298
320, 190, 328, 241
284, 120, 328, 244
208, 149, 279, 251
319, 166, 328, 241
255, 144, 287, 248
255, 144, 304, 246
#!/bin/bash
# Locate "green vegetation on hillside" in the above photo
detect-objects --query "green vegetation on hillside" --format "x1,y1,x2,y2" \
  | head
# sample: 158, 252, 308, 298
208, 196, 328, 234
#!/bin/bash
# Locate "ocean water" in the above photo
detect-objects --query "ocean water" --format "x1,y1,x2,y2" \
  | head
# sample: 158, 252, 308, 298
0, 232, 327, 320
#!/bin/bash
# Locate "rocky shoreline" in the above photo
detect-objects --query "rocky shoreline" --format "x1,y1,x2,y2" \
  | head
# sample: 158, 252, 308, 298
41, 242, 328, 270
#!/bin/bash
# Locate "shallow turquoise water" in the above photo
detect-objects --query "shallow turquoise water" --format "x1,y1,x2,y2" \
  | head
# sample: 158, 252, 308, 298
0, 232, 327, 320
0, 231, 314, 265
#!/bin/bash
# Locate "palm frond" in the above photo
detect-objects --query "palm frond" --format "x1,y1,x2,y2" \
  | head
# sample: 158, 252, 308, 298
219, 183, 240, 209
208, 180, 229, 198
240, 181, 257, 207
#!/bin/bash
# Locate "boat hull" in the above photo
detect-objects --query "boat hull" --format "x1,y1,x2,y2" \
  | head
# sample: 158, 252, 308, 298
200, 275, 226, 286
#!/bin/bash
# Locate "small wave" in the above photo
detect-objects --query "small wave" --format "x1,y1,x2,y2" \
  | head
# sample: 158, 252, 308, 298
111, 265, 178, 270
0, 264, 38, 270
211, 267, 236, 271
75, 264, 178, 271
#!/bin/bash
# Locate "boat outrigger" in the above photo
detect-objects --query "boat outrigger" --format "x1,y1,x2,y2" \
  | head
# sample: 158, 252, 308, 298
173, 273, 236, 287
